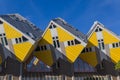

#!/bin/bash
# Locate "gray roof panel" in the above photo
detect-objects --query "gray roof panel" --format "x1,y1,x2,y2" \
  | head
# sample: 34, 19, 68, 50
52, 18, 87, 42
0, 14, 43, 40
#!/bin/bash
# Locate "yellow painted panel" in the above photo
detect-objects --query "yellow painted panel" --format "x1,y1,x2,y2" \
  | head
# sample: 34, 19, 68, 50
110, 48, 120, 63
57, 27, 74, 42
102, 30, 119, 44
0, 55, 2, 64
34, 50, 53, 66
79, 52, 98, 67
13, 42, 33, 62
3, 23, 22, 39
88, 32, 98, 47
65, 44, 84, 63
39, 29, 53, 45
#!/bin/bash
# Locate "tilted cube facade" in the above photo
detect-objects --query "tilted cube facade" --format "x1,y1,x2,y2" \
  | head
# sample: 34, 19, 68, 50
0, 14, 120, 80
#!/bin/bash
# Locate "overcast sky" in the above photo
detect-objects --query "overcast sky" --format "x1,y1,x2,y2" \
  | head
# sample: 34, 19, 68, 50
0, 0, 120, 35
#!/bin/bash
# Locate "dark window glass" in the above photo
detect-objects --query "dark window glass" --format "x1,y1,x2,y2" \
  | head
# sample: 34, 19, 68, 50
112, 43, 115, 48
0, 34, 2, 36
52, 37, 55, 39
19, 38, 22, 43
98, 43, 101, 49
49, 25, 52, 29
86, 48, 88, 52
0, 20, 3, 24
41, 46, 44, 51
81, 49, 85, 53
1, 38, 4, 45
102, 42, 105, 49
53, 41, 56, 48
99, 28, 102, 31
71, 40, 74, 45
95, 28, 98, 32
3, 33, 5, 36
68, 41, 70, 46
53, 24, 56, 28
35, 46, 40, 51
74, 39, 81, 44
89, 47, 92, 52
15, 38, 18, 43
44, 45, 47, 50
98, 40, 100, 42
116, 43, 119, 47
56, 36, 58, 39
57, 61, 60, 68
57, 40, 60, 48
22, 36, 28, 42
4, 37, 8, 45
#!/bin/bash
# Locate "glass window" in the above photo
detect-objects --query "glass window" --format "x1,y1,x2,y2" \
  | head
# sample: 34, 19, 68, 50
19, 38, 22, 43
112, 43, 115, 48
15, 38, 18, 43
75, 39, 81, 44
68, 41, 70, 46
22, 36, 28, 42
71, 40, 74, 45
4, 37, 8, 45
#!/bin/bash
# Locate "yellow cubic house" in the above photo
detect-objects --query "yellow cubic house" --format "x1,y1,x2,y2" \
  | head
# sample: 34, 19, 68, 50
0, 14, 43, 63
34, 18, 87, 66
80, 21, 120, 67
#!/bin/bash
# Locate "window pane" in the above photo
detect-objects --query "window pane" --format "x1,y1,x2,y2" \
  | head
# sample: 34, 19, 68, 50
22, 36, 28, 42
19, 38, 22, 43
68, 41, 70, 46
4, 37, 8, 45
1, 38, 4, 45
112, 43, 115, 48
53, 41, 56, 48
15, 38, 18, 43
35, 46, 40, 51
44, 45, 47, 50
102, 42, 105, 49
75, 39, 81, 44
56, 40, 60, 48
71, 40, 74, 45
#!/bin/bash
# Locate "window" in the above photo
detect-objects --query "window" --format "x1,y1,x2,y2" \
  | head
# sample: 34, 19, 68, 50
112, 42, 120, 48
49, 23, 57, 29
74, 39, 81, 44
95, 27, 102, 32
15, 36, 28, 44
35, 46, 40, 51
0, 33, 8, 46
22, 36, 28, 42
67, 39, 81, 46
81, 47, 93, 53
68, 41, 70, 46
52, 36, 60, 48
98, 39, 105, 50
0, 20, 3, 24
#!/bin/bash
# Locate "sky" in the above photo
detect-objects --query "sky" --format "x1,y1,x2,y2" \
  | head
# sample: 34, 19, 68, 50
0, 0, 120, 35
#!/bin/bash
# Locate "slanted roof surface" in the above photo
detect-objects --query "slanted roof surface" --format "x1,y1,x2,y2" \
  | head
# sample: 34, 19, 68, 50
0, 14, 43, 40
52, 18, 87, 42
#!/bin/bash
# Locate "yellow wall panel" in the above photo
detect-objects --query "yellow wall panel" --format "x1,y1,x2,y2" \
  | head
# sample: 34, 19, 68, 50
3, 23, 22, 39
65, 44, 84, 63
102, 30, 119, 44
13, 42, 33, 62
79, 52, 98, 67
39, 29, 53, 45
57, 27, 74, 42
34, 50, 53, 66
110, 48, 120, 63
88, 32, 98, 47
